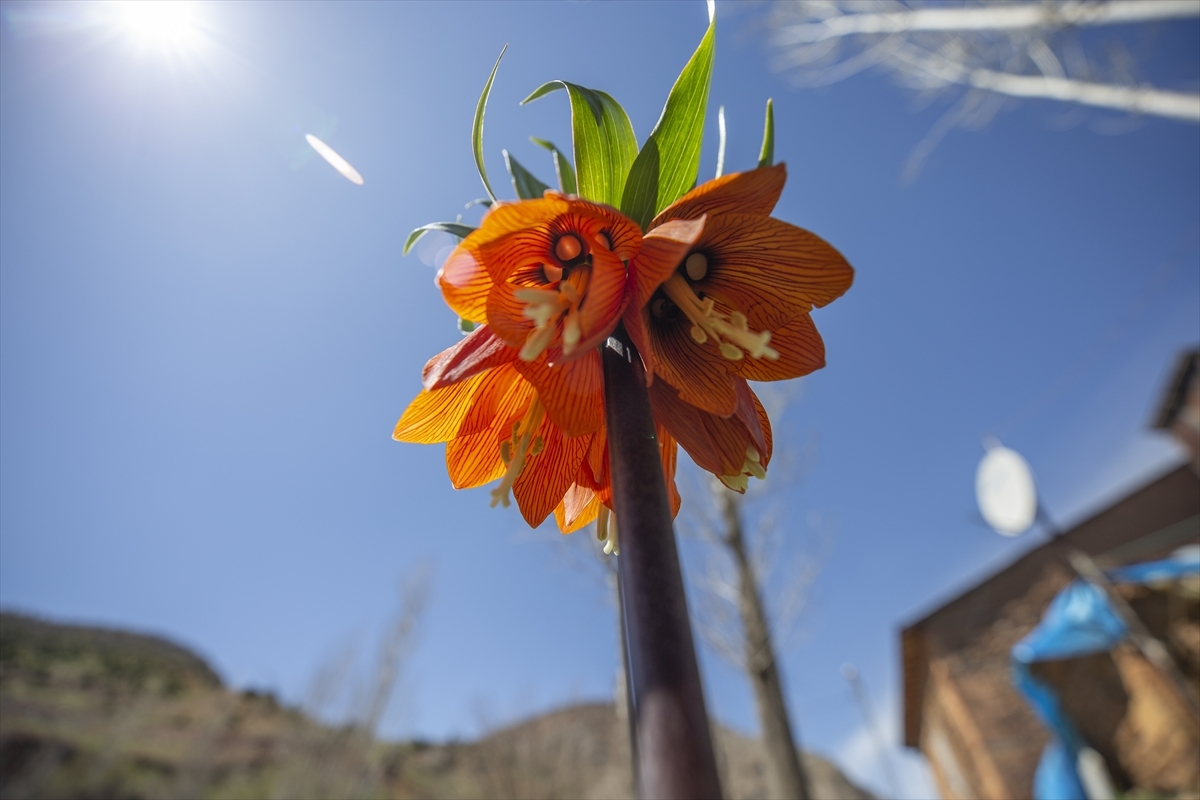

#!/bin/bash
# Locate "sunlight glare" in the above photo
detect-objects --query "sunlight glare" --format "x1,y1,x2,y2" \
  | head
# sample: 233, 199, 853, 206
115, 1, 200, 50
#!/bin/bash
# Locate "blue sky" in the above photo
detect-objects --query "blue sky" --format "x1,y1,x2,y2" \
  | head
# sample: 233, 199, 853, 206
2, 2, 1197, 797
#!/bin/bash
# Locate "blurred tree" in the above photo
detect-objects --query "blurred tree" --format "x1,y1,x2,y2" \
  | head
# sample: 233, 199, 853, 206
768, 0, 1200, 178
686, 386, 827, 800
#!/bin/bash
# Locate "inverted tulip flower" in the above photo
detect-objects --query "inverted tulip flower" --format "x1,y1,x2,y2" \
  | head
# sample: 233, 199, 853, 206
625, 164, 855, 419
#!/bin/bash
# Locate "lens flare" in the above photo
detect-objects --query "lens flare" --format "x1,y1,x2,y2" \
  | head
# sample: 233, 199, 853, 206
305, 134, 365, 186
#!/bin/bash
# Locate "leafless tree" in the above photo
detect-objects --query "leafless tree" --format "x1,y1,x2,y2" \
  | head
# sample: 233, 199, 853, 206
684, 384, 831, 800
767, 0, 1200, 179
271, 567, 432, 800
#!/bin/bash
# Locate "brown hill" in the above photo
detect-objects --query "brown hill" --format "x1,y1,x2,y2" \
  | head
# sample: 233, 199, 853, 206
1, 612, 872, 799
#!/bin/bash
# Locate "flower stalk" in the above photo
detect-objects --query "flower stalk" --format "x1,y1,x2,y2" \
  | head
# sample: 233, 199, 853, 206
603, 326, 723, 800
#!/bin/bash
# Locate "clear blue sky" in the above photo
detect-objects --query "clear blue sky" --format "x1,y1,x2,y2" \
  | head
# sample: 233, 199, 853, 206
2, 2, 1197, 797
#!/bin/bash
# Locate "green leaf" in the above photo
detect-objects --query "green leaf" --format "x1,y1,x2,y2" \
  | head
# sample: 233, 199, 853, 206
522, 82, 636, 207
465, 198, 493, 209
715, 105, 727, 179
473, 45, 507, 203
530, 137, 577, 195
403, 222, 476, 256
620, 11, 715, 229
503, 150, 551, 200
758, 98, 774, 168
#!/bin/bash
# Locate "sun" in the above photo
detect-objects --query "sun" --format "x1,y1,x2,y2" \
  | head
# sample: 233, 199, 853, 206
114, 1, 201, 51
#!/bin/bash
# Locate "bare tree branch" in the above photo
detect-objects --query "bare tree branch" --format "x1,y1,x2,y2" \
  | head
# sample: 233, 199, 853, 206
769, 0, 1200, 177
775, 1, 1199, 44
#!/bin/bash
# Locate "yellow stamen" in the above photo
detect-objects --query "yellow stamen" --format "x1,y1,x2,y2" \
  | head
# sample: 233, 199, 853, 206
603, 514, 619, 556
661, 274, 780, 362
490, 396, 546, 508
718, 444, 768, 492
514, 268, 592, 362
596, 506, 610, 541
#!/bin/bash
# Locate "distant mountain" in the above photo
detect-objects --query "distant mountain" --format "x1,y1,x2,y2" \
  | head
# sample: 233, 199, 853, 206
0, 611, 873, 799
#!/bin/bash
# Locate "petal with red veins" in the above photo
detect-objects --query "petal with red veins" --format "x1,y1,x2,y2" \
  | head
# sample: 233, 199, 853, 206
651, 163, 786, 228
515, 351, 604, 438
731, 313, 825, 383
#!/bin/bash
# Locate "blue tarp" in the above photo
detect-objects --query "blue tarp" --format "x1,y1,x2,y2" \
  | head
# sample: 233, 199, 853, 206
1010, 549, 1200, 800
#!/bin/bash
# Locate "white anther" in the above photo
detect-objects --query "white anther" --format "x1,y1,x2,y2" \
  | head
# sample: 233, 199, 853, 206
685, 252, 708, 281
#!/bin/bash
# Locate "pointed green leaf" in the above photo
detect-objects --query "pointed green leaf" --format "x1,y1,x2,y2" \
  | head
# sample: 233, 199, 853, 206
503, 150, 551, 200
522, 82, 636, 207
403, 222, 476, 256
715, 105, 727, 178
465, 198, 493, 209
530, 137, 577, 195
620, 13, 715, 229
758, 98, 774, 168
473, 45, 507, 203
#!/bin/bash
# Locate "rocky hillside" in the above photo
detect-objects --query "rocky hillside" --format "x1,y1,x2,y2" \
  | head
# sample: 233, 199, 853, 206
1, 612, 872, 799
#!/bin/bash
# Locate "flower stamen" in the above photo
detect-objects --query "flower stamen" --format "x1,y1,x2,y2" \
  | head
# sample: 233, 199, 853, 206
514, 265, 593, 361
719, 444, 768, 492
661, 274, 780, 362
490, 396, 547, 508
596, 506, 619, 555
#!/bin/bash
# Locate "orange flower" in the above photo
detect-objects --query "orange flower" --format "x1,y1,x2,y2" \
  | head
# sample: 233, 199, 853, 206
394, 325, 682, 533
438, 194, 640, 365
625, 164, 854, 418
435, 193, 703, 440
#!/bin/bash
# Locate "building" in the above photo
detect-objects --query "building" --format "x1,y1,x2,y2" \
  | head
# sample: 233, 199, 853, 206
901, 349, 1200, 799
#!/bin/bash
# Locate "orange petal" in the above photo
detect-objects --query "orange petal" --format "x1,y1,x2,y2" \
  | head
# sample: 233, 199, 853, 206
555, 483, 600, 533
548, 246, 629, 362
591, 203, 643, 264
515, 351, 604, 438
696, 214, 854, 331
657, 424, 681, 519
476, 228, 553, 285
456, 364, 535, 439
632, 218, 707, 311
651, 164, 786, 228
470, 195, 571, 251
752, 389, 773, 467
624, 218, 707, 380
648, 379, 750, 476
586, 426, 610, 492
733, 379, 769, 460
423, 325, 519, 390
445, 429, 506, 489
647, 313, 739, 417
437, 245, 492, 323
512, 420, 590, 527
731, 313, 825, 382
393, 371, 486, 444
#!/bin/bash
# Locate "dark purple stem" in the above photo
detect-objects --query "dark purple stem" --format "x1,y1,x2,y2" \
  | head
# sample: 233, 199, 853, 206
603, 327, 723, 800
